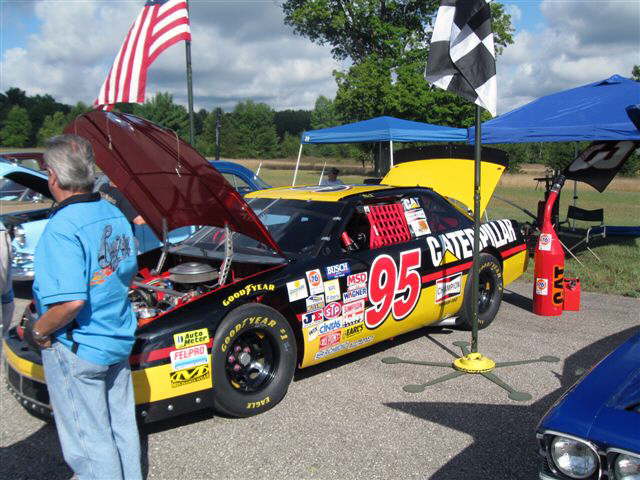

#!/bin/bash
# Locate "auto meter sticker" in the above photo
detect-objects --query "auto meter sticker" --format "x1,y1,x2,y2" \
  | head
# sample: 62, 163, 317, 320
170, 364, 211, 388
314, 336, 374, 360
305, 269, 324, 295
343, 287, 367, 303
324, 279, 341, 303
435, 273, 462, 304
538, 233, 552, 251
342, 300, 365, 327
323, 302, 342, 320
170, 344, 208, 371
365, 248, 422, 329
347, 272, 367, 290
325, 262, 350, 279
174, 328, 210, 349
319, 319, 342, 334
306, 294, 325, 312
287, 278, 308, 302
535, 278, 549, 296
302, 309, 324, 328
319, 331, 342, 350
402, 197, 419, 210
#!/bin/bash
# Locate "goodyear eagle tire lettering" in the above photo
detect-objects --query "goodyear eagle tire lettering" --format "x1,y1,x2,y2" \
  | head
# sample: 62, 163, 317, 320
212, 303, 296, 417
457, 253, 503, 331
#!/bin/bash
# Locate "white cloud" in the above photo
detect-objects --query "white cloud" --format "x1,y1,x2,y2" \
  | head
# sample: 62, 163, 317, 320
1, 1, 339, 111
497, 0, 639, 114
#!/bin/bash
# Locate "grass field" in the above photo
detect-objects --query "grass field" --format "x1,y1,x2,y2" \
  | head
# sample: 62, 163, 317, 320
256, 163, 640, 298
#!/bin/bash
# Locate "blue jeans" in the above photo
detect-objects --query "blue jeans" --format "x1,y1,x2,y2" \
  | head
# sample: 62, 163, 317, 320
42, 341, 142, 480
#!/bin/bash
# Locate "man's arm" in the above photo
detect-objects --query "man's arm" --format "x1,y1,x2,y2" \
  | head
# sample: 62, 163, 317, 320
31, 300, 85, 348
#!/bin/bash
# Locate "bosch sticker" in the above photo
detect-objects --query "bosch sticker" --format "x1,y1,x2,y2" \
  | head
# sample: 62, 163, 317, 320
325, 262, 350, 279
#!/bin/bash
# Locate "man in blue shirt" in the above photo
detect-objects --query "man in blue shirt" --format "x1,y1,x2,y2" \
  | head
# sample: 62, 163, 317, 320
28, 134, 141, 480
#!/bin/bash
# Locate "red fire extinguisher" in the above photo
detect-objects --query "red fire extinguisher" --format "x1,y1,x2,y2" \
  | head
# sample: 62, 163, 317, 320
533, 175, 566, 316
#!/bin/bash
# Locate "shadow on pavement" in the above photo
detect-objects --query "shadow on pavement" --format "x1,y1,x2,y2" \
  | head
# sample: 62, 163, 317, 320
384, 326, 639, 480
502, 287, 533, 312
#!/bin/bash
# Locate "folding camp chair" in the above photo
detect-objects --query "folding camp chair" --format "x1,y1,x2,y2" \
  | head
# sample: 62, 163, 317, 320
568, 225, 640, 262
562, 206, 605, 261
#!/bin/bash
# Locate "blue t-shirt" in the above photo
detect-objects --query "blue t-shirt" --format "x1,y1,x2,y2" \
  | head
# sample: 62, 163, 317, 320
33, 194, 138, 365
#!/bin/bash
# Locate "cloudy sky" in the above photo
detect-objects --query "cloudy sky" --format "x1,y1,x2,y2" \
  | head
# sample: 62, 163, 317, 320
1, 0, 638, 115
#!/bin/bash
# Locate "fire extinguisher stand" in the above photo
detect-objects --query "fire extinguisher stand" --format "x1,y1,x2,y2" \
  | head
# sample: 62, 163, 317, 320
382, 106, 560, 401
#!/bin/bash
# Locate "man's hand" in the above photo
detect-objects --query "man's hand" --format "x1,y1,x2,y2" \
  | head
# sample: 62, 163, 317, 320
31, 300, 85, 349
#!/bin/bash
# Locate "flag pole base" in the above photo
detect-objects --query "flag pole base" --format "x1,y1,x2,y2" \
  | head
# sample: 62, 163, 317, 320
452, 352, 496, 373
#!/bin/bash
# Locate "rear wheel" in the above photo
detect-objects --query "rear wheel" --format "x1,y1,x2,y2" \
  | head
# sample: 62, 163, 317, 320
457, 253, 503, 330
211, 303, 297, 417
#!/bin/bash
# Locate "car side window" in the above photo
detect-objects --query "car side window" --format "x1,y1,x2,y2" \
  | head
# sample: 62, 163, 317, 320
222, 173, 251, 195
419, 193, 473, 233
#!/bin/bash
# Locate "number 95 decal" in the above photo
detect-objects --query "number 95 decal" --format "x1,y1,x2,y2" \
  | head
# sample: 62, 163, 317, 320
365, 248, 422, 329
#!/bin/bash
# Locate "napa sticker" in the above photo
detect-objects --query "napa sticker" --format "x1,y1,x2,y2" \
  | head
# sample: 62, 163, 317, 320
170, 344, 208, 371
435, 273, 462, 304
174, 328, 210, 349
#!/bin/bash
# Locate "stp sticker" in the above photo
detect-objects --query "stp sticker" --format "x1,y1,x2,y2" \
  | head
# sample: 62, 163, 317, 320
287, 278, 308, 302
323, 302, 342, 319
347, 272, 368, 290
538, 233, 552, 251
325, 262, 350, 279
319, 331, 342, 350
174, 328, 210, 349
536, 278, 549, 296
435, 273, 462, 304
302, 309, 324, 328
324, 279, 341, 303
306, 294, 325, 312
170, 344, 209, 371
305, 269, 324, 295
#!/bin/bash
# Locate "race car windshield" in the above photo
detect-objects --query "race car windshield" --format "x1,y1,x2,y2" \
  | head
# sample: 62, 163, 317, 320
180, 198, 342, 258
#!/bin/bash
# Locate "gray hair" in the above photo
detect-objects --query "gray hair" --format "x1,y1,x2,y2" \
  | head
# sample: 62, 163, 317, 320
44, 134, 96, 192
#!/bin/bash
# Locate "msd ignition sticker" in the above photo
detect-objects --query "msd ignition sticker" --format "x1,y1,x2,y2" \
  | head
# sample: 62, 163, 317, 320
323, 302, 342, 320
342, 300, 364, 327
435, 273, 462, 304
287, 278, 308, 302
325, 262, 350, 279
305, 269, 324, 295
535, 278, 549, 296
302, 309, 324, 328
324, 279, 341, 303
174, 328, 210, 349
347, 272, 367, 290
306, 294, 325, 312
402, 197, 420, 210
170, 344, 209, 371
319, 331, 342, 350
538, 233, 552, 251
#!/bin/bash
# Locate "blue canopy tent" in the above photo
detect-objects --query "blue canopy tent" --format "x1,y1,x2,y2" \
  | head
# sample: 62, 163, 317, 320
468, 75, 640, 143
294, 116, 466, 184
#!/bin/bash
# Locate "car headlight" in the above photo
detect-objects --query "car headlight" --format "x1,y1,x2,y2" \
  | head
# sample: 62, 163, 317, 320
13, 225, 26, 248
613, 453, 640, 480
550, 435, 599, 478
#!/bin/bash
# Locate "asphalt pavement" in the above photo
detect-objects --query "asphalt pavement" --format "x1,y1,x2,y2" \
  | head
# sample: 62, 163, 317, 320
1, 281, 638, 480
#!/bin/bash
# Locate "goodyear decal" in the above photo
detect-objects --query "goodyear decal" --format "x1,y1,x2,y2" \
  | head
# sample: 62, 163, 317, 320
174, 328, 210, 349
170, 364, 211, 388
426, 219, 517, 267
222, 283, 275, 307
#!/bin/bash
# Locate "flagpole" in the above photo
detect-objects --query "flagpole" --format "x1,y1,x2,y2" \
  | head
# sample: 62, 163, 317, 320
471, 105, 482, 353
185, 0, 195, 145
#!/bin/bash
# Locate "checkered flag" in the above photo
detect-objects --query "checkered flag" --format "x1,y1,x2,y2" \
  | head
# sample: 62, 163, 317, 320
425, 0, 497, 116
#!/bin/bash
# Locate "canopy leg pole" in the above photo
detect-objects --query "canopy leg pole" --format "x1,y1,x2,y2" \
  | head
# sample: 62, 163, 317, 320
292, 144, 303, 186
572, 142, 578, 229
390, 140, 394, 168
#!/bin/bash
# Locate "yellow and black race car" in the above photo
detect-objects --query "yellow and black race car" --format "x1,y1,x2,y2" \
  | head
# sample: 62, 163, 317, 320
3, 112, 528, 423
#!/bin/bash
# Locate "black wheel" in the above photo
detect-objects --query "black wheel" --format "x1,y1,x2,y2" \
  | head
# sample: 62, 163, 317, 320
211, 303, 297, 417
457, 253, 503, 330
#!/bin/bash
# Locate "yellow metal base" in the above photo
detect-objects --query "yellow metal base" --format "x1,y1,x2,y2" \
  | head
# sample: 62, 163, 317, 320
452, 352, 496, 373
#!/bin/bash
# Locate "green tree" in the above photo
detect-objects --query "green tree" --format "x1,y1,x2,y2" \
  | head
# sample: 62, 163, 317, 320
632, 65, 640, 82
132, 92, 189, 139
274, 109, 311, 139
220, 101, 279, 158
1, 105, 32, 147
67, 101, 92, 122
310, 95, 340, 129
37, 111, 68, 145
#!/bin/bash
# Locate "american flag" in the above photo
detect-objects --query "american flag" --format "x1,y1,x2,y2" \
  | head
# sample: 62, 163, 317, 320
94, 0, 191, 109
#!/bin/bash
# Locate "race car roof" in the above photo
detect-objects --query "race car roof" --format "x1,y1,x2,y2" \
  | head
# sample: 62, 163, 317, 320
245, 184, 393, 202
65, 111, 282, 255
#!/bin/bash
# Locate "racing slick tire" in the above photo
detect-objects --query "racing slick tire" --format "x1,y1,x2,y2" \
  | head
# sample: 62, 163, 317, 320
211, 303, 297, 417
457, 253, 503, 331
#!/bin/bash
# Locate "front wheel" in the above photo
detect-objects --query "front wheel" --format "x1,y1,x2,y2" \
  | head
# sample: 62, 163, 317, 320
457, 253, 503, 331
211, 303, 297, 417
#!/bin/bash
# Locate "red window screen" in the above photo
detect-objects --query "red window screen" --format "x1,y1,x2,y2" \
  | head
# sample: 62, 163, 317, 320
365, 203, 412, 249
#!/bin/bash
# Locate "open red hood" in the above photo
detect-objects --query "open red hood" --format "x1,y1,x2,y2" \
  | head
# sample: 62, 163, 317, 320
65, 111, 282, 255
